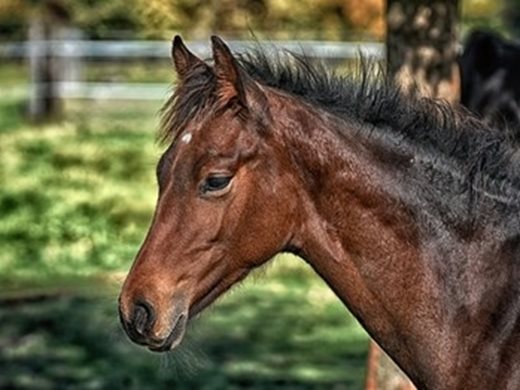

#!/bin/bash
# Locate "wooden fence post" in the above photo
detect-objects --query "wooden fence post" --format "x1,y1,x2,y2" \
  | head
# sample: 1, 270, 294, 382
27, 1, 71, 122
28, 12, 54, 121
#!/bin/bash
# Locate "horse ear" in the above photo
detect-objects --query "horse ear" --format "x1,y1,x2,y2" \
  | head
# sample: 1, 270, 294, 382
211, 35, 246, 105
171, 35, 207, 78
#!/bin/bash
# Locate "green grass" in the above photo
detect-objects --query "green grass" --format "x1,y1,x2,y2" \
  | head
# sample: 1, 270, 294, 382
83, 60, 173, 83
0, 257, 369, 389
0, 62, 27, 85
0, 89, 369, 388
0, 96, 159, 282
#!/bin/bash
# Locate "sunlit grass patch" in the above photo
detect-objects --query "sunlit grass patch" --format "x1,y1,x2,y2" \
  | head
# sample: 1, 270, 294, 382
0, 97, 158, 281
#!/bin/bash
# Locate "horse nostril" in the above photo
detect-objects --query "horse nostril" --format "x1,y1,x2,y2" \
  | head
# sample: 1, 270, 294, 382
132, 300, 155, 337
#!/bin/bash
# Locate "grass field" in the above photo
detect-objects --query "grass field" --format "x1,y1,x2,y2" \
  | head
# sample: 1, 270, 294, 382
0, 265, 369, 389
0, 75, 370, 388
0, 97, 158, 284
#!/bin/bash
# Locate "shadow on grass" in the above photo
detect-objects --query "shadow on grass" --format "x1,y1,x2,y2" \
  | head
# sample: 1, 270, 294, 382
0, 276, 369, 390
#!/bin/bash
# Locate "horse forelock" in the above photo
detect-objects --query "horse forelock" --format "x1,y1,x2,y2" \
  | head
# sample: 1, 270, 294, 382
159, 64, 218, 145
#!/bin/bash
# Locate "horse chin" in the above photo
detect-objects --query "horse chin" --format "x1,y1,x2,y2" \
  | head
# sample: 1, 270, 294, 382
148, 312, 188, 353
189, 268, 251, 320
188, 282, 222, 320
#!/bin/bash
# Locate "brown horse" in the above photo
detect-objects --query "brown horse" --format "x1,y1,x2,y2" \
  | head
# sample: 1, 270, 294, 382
119, 36, 520, 389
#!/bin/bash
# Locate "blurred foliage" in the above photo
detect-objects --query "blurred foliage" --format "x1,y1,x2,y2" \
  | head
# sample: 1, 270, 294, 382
503, 0, 520, 36
0, 0, 139, 39
62, 0, 140, 39
133, 0, 384, 40
461, 0, 508, 36
0, 0, 515, 41
2, 0, 384, 40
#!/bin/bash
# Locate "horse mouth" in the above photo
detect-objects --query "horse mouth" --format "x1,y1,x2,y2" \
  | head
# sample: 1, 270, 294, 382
146, 280, 223, 353
147, 270, 249, 353
148, 313, 187, 352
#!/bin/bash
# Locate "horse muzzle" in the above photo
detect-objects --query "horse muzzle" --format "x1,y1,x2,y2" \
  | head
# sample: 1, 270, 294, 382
118, 296, 189, 352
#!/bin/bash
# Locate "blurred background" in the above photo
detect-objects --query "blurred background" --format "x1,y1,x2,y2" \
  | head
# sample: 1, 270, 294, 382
0, 0, 517, 389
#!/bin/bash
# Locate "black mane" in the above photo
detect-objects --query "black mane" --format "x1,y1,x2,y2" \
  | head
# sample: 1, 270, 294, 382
161, 47, 520, 212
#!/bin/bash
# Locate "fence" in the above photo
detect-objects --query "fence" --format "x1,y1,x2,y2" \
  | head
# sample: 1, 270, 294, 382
0, 39, 384, 102
0, 39, 384, 60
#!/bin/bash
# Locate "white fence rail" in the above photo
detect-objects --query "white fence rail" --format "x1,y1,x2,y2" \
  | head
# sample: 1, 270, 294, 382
0, 40, 384, 59
39, 82, 172, 100
1, 40, 384, 102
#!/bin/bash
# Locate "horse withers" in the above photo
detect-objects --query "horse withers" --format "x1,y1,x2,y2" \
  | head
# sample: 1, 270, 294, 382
119, 36, 520, 389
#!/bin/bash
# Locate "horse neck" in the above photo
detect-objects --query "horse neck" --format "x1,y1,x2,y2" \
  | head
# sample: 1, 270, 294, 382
267, 90, 520, 389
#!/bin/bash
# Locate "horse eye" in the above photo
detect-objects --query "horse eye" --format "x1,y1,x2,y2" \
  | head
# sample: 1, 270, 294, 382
201, 175, 232, 193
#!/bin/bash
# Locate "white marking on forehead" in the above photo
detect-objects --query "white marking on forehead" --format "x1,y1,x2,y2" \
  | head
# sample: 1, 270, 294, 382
180, 132, 192, 144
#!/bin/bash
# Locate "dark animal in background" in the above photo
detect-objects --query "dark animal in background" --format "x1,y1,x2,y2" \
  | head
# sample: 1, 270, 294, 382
119, 36, 520, 389
460, 29, 520, 133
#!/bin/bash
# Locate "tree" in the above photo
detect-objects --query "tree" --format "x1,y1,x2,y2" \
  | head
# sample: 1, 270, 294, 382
503, 0, 520, 36
365, 1, 461, 389
132, 0, 385, 40
0, 0, 140, 40
386, 0, 460, 102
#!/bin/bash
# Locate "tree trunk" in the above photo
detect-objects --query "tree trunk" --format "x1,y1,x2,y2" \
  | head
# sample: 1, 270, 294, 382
386, 0, 460, 103
365, 1, 461, 389
365, 341, 415, 390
